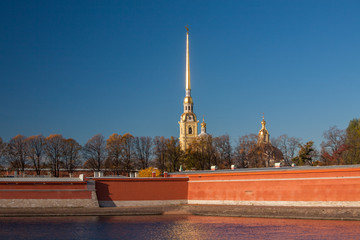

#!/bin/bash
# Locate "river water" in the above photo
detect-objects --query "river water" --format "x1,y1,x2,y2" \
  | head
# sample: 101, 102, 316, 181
0, 215, 360, 240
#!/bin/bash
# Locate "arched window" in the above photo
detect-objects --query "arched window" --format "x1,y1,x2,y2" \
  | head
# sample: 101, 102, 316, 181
185, 106, 187, 110
189, 127, 192, 134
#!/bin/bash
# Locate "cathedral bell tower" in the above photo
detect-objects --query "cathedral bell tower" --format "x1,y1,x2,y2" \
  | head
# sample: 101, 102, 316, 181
179, 26, 198, 151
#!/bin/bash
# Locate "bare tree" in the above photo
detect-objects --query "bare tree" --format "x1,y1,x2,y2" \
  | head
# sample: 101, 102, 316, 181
233, 134, 257, 168
165, 136, 182, 172
44, 134, 64, 177
272, 135, 301, 166
120, 133, 135, 174
26, 135, 45, 175
321, 126, 346, 165
83, 134, 107, 171
153, 136, 167, 172
246, 139, 264, 168
0, 137, 6, 167
62, 138, 82, 177
204, 135, 217, 169
134, 136, 153, 169
187, 135, 212, 170
213, 134, 232, 169
7, 135, 28, 174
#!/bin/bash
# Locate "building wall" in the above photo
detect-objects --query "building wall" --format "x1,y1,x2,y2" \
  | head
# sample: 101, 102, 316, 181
0, 180, 97, 208
2, 167, 360, 208
171, 167, 360, 207
94, 178, 188, 207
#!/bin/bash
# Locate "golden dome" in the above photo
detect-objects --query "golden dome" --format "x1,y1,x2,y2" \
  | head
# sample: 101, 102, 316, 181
184, 96, 193, 104
259, 128, 268, 135
181, 112, 197, 122
201, 120, 206, 128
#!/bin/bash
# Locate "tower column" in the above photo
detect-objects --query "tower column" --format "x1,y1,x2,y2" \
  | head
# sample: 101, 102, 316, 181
179, 26, 198, 151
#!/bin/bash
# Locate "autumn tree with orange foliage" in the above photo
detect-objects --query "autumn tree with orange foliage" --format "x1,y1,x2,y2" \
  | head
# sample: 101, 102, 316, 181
106, 133, 123, 175
106, 134, 153, 175
138, 167, 161, 177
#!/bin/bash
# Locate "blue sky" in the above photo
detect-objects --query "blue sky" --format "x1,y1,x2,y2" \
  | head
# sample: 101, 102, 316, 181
1, 0, 359, 147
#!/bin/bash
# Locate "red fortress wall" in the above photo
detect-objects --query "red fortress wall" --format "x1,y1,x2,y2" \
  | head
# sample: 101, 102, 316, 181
1, 166, 360, 208
94, 177, 188, 207
171, 167, 360, 207
0, 179, 97, 208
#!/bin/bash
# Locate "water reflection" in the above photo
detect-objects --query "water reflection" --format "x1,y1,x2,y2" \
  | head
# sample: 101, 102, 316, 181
0, 215, 360, 240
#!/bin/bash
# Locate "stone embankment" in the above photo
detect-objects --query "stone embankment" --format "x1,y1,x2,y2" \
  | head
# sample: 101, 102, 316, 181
2, 165, 360, 220
1, 205, 360, 221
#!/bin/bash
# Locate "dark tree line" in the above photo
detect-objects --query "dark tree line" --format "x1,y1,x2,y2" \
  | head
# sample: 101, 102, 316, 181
0, 134, 82, 177
184, 133, 300, 170
1, 118, 360, 176
0, 133, 184, 176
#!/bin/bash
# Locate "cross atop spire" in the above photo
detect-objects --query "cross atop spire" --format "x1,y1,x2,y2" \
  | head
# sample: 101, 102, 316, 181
261, 113, 266, 129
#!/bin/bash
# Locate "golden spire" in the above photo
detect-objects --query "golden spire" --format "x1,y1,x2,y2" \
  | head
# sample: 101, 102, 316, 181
185, 25, 191, 93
